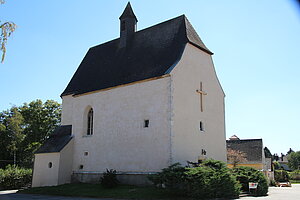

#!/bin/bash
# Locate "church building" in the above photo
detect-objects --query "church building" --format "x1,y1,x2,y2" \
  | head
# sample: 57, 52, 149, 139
32, 3, 226, 187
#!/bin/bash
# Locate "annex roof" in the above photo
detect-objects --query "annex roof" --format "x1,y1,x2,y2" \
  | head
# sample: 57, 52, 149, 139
61, 15, 212, 96
35, 125, 72, 154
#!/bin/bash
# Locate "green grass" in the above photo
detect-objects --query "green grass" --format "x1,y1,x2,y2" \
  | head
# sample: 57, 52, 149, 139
19, 183, 186, 199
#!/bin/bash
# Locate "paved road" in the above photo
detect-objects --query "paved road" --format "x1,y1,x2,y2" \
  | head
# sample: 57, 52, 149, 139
1, 184, 300, 200
238, 184, 300, 200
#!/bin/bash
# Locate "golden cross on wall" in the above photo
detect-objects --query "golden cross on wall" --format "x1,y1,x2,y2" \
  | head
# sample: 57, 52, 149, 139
196, 82, 207, 112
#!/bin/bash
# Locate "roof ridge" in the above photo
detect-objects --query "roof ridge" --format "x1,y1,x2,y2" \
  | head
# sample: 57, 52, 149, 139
89, 15, 185, 50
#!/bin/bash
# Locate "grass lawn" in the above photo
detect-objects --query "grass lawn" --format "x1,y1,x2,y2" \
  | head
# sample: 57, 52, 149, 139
19, 183, 185, 199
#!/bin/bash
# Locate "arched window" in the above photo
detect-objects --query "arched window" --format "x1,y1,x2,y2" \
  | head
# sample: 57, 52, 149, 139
87, 108, 93, 135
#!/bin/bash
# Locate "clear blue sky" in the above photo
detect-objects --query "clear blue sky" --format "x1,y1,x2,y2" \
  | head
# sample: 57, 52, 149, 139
1, 0, 299, 155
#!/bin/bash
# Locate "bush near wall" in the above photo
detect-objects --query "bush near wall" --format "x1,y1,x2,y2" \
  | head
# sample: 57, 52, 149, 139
148, 160, 240, 199
0, 165, 32, 190
274, 170, 289, 182
289, 170, 300, 181
232, 166, 268, 196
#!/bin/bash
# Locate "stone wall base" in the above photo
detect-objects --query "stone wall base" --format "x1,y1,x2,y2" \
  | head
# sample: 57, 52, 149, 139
71, 172, 154, 186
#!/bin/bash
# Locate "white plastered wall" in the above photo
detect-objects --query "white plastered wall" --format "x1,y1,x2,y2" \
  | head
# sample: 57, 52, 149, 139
58, 138, 74, 184
61, 77, 172, 173
170, 43, 227, 164
32, 153, 60, 187
32, 139, 74, 187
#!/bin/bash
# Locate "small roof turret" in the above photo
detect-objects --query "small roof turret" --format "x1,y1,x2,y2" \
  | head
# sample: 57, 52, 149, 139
119, 2, 138, 22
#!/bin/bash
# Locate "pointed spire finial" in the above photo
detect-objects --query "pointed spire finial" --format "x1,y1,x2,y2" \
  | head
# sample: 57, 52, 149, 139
119, 2, 137, 48
119, 2, 138, 22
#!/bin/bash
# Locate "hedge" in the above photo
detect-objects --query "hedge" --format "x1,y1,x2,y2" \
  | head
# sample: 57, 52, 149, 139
148, 160, 240, 199
232, 166, 268, 196
0, 165, 32, 190
289, 170, 300, 181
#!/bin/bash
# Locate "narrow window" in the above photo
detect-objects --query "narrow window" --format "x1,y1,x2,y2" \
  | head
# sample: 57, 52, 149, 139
200, 121, 204, 131
144, 119, 149, 128
48, 162, 52, 168
87, 108, 93, 135
84, 152, 88, 156
79, 165, 84, 169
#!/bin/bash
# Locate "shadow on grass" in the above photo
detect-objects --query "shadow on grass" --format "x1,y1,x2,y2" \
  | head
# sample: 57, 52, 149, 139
18, 183, 187, 199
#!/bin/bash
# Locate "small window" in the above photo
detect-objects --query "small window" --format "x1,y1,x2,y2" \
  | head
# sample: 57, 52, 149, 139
201, 149, 206, 155
79, 165, 84, 169
121, 21, 126, 31
48, 162, 52, 168
84, 152, 88, 156
199, 121, 204, 131
144, 120, 149, 128
87, 108, 93, 135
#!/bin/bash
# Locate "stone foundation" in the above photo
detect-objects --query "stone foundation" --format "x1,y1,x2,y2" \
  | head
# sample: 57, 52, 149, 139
72, 172, 154, 186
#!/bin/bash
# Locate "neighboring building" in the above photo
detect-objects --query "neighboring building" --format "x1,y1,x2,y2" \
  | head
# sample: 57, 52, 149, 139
32, 3, 227, 187
226, 135, 274, 181
226, 135, 267, 170
278, 153, 292, 171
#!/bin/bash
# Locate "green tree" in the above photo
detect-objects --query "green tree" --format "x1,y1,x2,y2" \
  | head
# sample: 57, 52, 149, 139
1, 0, 17, 63
288, 151, 300, 170
19, 99, 61, 167
0, 100, 61, 168
20, 100, 61, 144
0, 107, 25, 166
6, 107, 25, 165
287, 148, 294, 155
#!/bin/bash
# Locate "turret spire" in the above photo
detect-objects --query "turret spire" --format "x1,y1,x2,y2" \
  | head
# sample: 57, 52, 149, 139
119, 2, 138, 48
119, 2, 138, 22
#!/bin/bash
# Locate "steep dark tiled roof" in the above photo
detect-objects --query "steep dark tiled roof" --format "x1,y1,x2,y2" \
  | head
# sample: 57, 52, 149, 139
226, 139, 263, 163
35, 125, 72, 154
61, 15, 212, 96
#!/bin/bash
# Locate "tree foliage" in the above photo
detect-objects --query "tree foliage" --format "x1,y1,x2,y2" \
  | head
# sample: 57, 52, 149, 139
0, 0, 17, 63
0, 100, 61, 168
287, 148, 295, 155
288, 151, 300, 170
227, 148, 247, 168
274, 170, 289, 182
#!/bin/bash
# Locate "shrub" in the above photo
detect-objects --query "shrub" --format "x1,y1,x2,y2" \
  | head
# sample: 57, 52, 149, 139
0, 165, 32, 190
269, 179, 276, 186
148, 160, 240, 199
185, 160, 240, 199
274, 170, 289, 182
289, 170, 300, 180
232, 166, 268, 196
148, 163, 186, 193
100, 169, 119, 188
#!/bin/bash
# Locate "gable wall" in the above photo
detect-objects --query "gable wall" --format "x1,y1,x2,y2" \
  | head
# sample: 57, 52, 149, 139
170, 43, 226, 164
61, 76, 172, 173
